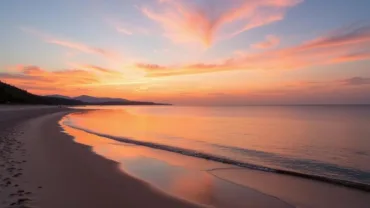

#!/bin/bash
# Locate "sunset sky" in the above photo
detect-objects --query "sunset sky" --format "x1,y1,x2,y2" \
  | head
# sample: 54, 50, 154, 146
1, 0, 370, 105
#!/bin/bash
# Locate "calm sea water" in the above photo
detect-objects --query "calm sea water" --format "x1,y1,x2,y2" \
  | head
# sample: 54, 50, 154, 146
65, 106, 370, 186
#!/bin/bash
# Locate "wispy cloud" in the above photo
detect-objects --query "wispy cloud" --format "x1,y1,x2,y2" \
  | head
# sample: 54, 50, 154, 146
135, 63, 168, 70
21, 27, 121, 60
116, 26, 133, 35
106, 19, 149, 36
329, 51, 370, 63
140, 77, 370, 105
0, 64, 127, 95
252, 35, 280, 49
136, 24, 370, 77
0, 72, 39, 81
47, 39, 121, 60
0, 66, 96, 96
280, 77, 370, 88
298, 24, 370, 50
141, 0, 301, 46
72, 64, 122, 75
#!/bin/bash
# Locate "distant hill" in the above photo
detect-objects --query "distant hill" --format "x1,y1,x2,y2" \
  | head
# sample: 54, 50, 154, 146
47, 94, 169, 106
74, 95, 129, 104
0, 81, 169, 106
47, 94, 72, 100
0, 81, 83, 105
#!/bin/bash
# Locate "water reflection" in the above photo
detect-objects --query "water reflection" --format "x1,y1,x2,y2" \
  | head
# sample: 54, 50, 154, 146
60, 118, 291, 208
65, 107, 370, 184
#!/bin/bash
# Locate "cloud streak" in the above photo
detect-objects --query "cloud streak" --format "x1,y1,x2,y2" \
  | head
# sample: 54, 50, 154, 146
72, 64, 122, 75
0, 64, 127, 95
21, 27, 121, 60
115, 26, 133, 35
298, 24, 370, 50
252, 35, 280, 49
46, 39, 120, 59
141, 0, 301, 46
330, 51, 370, 63
136, 24, 370, 77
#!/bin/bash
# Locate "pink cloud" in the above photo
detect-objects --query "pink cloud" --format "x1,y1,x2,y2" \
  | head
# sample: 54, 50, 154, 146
115, 26, 133, 35
297, 24, 370, 51
329, 51, 370, 63
21, 27, 121, 60
106, 19, 150, 36
136, 63, 168, 70
46, 39, 120, 60
252, 35, 280, 49
135, 24, 370, 76
73, 64, 122, 75
141, 0, 301, 46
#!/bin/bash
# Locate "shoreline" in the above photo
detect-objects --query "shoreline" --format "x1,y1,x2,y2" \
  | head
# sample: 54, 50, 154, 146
0, 107, 202, 208
63, 116, 370, 192
61, 109, 370, 208
61, 116, 295, 208
1, 106, 370, 208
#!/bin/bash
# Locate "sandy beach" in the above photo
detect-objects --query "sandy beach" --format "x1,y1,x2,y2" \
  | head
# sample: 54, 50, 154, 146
0, 107, 201, 208
2, 0, 370, 206
1, 106, 369, 208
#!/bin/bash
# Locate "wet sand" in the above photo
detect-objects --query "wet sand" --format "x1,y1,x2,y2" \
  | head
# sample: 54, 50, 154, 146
0, 107, 201, 208
61, 113, 370, 208
62, 121, 293, 208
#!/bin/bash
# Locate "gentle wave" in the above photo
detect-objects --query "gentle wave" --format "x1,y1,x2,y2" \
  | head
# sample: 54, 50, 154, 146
214, 144, 370, 184
62, 120, 370, 192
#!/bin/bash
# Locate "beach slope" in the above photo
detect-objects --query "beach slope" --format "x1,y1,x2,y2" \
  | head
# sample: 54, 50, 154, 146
0, 107, 201, 208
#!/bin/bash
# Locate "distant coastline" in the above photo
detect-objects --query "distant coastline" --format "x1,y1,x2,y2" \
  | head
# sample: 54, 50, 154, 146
0, 81, 170, 106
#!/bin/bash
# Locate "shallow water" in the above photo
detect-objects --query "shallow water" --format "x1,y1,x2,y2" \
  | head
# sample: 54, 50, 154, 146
61, 122, 294, 208
66, 106, 370, 186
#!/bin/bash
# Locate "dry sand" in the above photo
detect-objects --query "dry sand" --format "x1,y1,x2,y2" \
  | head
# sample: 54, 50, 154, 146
0, 107, 202, 208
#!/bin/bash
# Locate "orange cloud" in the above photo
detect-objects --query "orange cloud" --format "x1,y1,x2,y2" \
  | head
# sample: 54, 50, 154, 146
141, 0, 301, 46
136, 62, 227, 77
0, 65, 126, 95
135, 63, 168, 70
252, 35, 280, 49
329, 51, 370, 63
11, 66, 99, 84
136, 24, 370, 77
137, 77, 370, 105
70, 64, 122, 75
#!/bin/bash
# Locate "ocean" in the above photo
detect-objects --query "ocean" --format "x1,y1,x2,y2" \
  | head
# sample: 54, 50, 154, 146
63, 106, 370, 189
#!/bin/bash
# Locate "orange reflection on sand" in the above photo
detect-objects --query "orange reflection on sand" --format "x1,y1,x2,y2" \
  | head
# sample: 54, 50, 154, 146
59, 115, 231, 206
61, 109, 297, 160
170, 172, 215, 205
58, 108, 370, 208
61, 114, 227, 169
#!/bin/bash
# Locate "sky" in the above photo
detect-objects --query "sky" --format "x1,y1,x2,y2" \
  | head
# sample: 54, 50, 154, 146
1, 0, 370, 105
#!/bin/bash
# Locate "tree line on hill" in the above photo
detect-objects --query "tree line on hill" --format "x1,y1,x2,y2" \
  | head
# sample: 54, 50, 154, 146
0, 81, 169, 106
